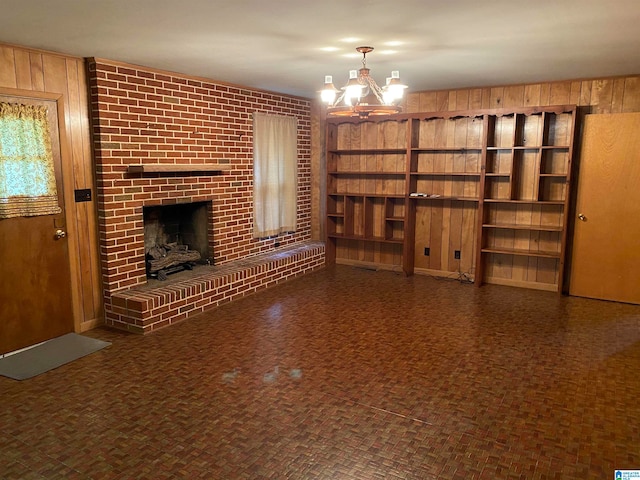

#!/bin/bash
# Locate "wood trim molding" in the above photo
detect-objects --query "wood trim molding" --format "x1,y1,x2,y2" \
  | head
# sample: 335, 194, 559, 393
0, 87, 62, 101
127, 163, 232, 174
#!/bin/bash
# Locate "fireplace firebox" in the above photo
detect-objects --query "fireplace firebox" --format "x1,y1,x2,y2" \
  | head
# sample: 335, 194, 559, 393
143, 202, 211, 280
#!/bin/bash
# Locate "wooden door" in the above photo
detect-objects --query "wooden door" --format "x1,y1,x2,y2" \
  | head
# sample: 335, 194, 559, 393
0, 94, 74, 354
569, 113, 640, 304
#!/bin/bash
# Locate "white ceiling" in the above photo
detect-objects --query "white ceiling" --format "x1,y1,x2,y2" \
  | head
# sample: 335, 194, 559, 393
1, 0, 639, 99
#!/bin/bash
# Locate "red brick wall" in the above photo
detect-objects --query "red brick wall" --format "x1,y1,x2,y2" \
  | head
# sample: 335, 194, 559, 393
87, 58, 312, 301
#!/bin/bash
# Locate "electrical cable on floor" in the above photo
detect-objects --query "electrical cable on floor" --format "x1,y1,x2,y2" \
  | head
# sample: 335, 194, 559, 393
420, 269, 475, 285
456, 272, 474, 284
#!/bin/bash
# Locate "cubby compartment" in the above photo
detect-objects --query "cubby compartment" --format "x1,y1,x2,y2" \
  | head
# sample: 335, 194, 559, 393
540, 148, 570, 175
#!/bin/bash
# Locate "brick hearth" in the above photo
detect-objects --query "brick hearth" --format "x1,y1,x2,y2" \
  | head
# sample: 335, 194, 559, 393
108, 241, 324, 333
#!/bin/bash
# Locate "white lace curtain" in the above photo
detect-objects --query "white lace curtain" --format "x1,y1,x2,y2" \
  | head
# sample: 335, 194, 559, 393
0, 102, 61, 219
252, 113, 297, 238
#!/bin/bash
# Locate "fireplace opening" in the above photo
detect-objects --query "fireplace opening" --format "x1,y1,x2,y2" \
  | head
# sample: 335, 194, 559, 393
143, 202, 211, 280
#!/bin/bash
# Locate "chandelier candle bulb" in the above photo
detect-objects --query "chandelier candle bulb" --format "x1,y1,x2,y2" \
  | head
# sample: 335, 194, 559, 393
383, 71, 408, 102
344, 70, 365, 106
320, 76, 338, 104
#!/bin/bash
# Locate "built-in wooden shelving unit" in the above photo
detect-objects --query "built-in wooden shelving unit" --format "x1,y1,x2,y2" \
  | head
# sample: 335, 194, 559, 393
325, 105, 577, 292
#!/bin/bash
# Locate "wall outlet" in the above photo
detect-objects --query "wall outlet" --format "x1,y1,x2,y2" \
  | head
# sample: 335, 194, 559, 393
454, 250, 461, 259
74, 188, 92, 202
424, 247, 430, 256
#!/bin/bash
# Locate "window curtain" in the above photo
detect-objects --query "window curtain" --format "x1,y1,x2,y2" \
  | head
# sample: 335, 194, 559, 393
0, 103, 61, 219
252, 113, 297, 238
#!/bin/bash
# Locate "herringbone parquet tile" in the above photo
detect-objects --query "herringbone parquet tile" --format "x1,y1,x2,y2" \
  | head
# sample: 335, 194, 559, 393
1, 265, 639, 479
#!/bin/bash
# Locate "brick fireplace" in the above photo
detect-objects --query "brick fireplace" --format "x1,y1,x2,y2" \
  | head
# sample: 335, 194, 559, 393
88, 58, 321, 332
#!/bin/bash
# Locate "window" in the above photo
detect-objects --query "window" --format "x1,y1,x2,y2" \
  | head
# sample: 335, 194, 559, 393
252, 113, 297, 238
0, 102, 61, 219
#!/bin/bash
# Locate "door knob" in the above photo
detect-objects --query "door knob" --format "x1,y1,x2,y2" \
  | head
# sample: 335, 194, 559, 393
577, 213, 587, 221
54, 229, 67, 239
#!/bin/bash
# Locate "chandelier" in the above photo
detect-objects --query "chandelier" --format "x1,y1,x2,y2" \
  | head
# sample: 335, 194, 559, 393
320, 46, 407, 118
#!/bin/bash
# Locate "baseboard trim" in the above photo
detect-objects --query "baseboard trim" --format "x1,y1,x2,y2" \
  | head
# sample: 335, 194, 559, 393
335, 258, 404, 274
485, 276, 558, 292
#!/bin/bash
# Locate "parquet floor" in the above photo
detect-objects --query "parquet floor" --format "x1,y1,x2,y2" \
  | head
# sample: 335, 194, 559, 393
2, 265, 640, 479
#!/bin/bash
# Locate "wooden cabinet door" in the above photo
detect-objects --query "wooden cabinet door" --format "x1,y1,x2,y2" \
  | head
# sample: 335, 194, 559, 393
569, 113, 640, 304
0, 95, 74, 354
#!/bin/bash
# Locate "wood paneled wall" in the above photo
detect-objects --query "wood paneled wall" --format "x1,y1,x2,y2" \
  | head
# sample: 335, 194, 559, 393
310, 101, 325, 241
405, 76, 640, 114
0, 43, 102, 331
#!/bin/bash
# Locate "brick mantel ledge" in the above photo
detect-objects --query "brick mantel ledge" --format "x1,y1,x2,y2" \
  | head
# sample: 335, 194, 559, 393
107, 241, 325, 334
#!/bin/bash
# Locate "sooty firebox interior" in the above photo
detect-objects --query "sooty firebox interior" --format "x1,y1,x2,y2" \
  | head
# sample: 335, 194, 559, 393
143, 202, 211, 279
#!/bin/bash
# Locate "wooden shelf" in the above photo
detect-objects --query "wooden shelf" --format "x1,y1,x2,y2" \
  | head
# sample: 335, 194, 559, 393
329, 193, 404, 199
328, 171, 405, 176
483, 199, 565, 205
482, 223, 563, 232
410, 172, 481, 177
410, 195, 479, 202
328, 233, 404, 244
488, 146, 542, 151
411, 147, 482, 152
487, 145, 570, 151
128, 163, 231, 173
481, 247, 561, 259
328, 149, 406, 155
